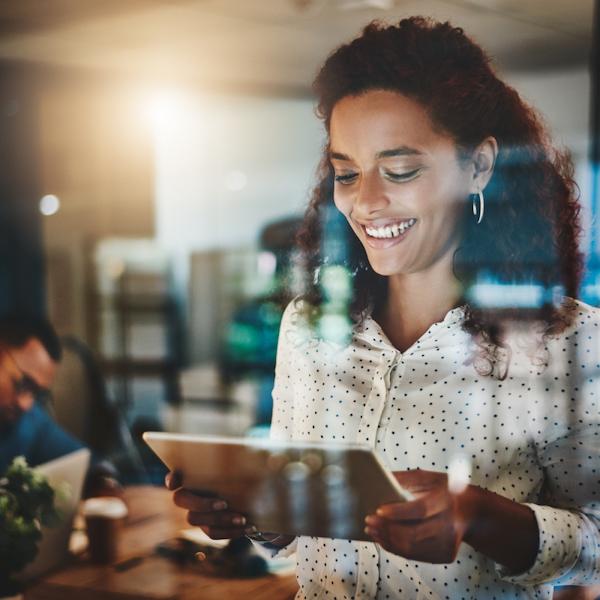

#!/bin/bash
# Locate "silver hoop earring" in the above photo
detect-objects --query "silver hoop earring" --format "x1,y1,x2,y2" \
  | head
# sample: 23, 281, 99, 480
472, 190, 484, 224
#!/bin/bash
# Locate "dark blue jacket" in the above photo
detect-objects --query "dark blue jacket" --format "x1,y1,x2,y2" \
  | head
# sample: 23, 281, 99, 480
0, 402, 83, 474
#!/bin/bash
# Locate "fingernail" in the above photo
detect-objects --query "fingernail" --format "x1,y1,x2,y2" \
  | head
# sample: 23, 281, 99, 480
244, 525, 258, 535
364, 526, 376, 537
195, 551, 207, 561
232, 515, 246, 526
365, 515, 375, 525
212, 500, 227, 510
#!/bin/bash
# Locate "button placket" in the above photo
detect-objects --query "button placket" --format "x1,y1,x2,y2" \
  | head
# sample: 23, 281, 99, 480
354, 353, 398, 598
380, 356, 404, 432
356, 352, 399, 447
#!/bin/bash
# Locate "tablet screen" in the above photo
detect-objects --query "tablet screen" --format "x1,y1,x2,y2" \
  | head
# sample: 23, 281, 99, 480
144, 432, 411, 541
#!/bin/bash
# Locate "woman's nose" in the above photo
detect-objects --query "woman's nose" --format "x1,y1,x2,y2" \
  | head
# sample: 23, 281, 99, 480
353, 173, 390, 216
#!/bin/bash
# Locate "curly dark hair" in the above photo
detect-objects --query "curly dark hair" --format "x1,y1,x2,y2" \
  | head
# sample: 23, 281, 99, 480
296, 16, 584, 377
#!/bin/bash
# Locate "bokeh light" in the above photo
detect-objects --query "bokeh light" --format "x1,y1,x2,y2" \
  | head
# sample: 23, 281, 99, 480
39, 194, 60, 216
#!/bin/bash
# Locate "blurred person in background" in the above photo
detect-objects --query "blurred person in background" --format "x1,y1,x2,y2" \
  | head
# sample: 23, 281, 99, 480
0, 315, 119, 496
168, 17, 600, 600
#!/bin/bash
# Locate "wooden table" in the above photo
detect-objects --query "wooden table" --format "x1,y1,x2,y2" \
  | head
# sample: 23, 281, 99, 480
25, 486, 298, 600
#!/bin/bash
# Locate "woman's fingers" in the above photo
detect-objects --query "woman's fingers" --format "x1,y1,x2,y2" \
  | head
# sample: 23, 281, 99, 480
187, 509, 247, 529
376, 529, 457, 564
376, 487, 448, 521
193, 525, 246, 540
187, 514, 248, 540
165, 470, 182, 490
365, 511, 458, 561
366, 513, 439, 540
203, 526, 247, 540
367, 470, 469, 564
393, 469, 447, 493
173, 488, 228, 512
166, 474, 247, 540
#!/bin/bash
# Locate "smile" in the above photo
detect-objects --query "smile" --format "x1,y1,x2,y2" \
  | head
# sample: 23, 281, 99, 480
363, 218, 417, 239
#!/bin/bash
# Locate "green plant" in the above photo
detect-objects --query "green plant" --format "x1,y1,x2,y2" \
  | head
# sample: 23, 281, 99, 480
0, 457, 59, 596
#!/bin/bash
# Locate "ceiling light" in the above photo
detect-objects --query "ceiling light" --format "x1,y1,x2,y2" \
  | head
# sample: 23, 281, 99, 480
336, 0, 395, 9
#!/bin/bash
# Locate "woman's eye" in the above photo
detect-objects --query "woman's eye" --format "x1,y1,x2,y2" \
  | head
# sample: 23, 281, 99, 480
384, 168, 421, 182
334, 173, 358, 185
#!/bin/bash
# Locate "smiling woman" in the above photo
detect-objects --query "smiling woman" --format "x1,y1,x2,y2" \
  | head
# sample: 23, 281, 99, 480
168, 16, 600, 600
290, 16, 598, 599
329, 90, 496, 290
299, 19, 583, 371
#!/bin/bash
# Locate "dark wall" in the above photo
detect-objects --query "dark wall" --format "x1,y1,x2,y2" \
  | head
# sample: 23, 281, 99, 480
0, 62, 45, 316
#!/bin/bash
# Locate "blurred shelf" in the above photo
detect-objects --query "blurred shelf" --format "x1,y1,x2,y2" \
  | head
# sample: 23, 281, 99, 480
100, 358, 179, 377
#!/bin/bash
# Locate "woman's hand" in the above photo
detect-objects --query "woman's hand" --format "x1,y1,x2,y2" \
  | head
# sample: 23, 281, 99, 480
165, 471, 249, 540
365, 469, 539, 573
364, 470, 474, 563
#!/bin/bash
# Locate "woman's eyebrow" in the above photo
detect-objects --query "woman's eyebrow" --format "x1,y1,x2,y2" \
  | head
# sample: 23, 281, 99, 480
376, 146, 424, 159
329, 146, 424, 161
329, 150, 352, 161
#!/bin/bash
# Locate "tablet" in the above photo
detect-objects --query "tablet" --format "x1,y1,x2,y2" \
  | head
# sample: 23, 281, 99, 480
144, 431, 413, 541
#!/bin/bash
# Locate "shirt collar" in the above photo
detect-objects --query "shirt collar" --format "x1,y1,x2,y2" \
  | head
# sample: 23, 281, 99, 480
355, 304, 467, 354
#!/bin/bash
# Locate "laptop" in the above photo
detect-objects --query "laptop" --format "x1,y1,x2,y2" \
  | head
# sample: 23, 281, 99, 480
17, 447, 90, 581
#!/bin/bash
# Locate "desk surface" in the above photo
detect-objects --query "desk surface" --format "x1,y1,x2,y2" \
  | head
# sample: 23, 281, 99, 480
25, 486, 298, 600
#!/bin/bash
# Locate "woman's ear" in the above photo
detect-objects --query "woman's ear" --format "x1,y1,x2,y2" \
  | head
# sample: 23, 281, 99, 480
469, 136, 498, 194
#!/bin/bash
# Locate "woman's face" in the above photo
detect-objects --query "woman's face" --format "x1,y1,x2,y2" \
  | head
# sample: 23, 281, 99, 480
329, 89, 473, 278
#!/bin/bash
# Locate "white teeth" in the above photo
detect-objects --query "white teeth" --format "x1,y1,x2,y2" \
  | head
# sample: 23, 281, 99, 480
365, 219, 416, 239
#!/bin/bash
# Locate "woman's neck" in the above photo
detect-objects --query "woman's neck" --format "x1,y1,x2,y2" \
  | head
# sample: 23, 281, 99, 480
376, 259, 463, 353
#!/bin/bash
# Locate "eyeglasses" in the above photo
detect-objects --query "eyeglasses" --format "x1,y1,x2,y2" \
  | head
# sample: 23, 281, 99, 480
7, 352, 53, 408
13, 372, 53, 406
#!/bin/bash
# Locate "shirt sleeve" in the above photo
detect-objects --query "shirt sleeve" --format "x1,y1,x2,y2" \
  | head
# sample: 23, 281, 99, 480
251, 300, 299, 559
496, 303, 600, 586
269, 299, 298, 442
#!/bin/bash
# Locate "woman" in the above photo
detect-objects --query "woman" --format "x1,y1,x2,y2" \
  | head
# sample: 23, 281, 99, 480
168, 17, 600, 599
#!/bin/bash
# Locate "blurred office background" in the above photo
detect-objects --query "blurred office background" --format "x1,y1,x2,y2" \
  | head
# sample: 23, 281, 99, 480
0, 0, 598, 482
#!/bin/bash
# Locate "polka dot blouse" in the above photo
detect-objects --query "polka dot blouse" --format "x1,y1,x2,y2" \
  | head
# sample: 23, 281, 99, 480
262, 298, 600, 600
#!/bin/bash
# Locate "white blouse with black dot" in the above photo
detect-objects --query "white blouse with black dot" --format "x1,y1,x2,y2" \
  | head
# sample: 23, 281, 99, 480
260, 298, 600, 600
